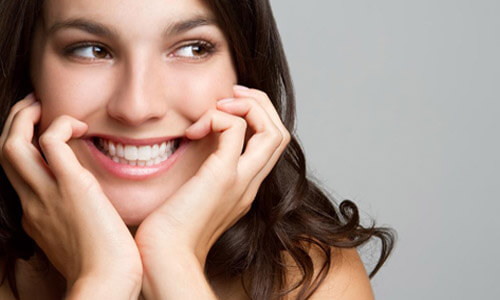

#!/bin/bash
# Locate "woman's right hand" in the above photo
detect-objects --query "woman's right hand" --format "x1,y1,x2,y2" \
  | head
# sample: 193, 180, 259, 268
0, 93, 142, 299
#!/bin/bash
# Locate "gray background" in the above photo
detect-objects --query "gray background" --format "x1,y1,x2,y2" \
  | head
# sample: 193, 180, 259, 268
271, 1, 499, 299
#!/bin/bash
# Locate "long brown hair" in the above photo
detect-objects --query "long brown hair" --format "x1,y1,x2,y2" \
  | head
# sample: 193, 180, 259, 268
0, 0, 395, 299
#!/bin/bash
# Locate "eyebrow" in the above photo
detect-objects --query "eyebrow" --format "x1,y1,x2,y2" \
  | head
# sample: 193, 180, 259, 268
46, 15, 218, 38
46, 18, 117, 38
163, 17, 217, 37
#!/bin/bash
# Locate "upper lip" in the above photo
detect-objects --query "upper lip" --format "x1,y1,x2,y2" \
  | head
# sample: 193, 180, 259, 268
86, 134, 184, 146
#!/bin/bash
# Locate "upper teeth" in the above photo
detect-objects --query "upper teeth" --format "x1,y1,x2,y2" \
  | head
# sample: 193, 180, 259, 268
98, 138, 178, 165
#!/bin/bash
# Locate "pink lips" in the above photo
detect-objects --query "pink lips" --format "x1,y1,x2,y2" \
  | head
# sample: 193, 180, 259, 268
85, 137, 190, 180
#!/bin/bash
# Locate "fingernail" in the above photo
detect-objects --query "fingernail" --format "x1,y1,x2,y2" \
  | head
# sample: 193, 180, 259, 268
234, 85, 249, 91
217, 98, 234, 104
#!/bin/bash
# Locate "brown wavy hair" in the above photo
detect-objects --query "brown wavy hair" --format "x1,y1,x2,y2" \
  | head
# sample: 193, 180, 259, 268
0, 0, 396, 299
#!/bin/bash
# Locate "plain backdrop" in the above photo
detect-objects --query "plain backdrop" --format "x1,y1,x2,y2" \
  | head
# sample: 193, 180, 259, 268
270, 1, 499, 299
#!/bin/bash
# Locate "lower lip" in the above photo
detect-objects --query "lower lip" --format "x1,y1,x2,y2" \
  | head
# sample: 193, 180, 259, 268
85, 138, 190, 180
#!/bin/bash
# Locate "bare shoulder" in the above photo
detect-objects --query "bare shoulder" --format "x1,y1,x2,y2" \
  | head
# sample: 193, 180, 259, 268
282, 244, 375, 300
211, 243, 375, 300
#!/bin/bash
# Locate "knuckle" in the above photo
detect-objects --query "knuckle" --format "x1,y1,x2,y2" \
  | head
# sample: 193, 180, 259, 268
235, 117, 247, 130
226, 114, 246, 132
266, 130, 282, 148
21, 216, 33, 235
21, 203, 41, 227
241, 203, 252, 215
38, 133, 57, 148
283, 129, 292, 145
237, 196, 255, 215
2, 137, 22, 161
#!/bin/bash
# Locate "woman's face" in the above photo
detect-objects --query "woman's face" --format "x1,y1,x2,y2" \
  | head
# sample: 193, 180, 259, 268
30, 0, 238, 225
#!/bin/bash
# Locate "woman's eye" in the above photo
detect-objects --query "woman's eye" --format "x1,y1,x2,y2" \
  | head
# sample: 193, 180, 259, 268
172, 42, 214, 59
66, 44, 111, 60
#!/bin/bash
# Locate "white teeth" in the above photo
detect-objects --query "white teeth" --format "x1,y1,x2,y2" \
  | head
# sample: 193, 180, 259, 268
151, 144, 159, 158
138, 146, 152, 161
159, 142, 166, 155
117, 144, 124, 158
109, 142, 116, 156
98, 138, 180, 166
124, 145, 138, 161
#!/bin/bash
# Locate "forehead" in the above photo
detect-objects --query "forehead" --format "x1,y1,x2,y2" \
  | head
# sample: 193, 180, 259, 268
41, 0, 216, 38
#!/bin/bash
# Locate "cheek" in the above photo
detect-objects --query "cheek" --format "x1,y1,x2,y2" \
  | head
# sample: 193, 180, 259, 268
169, 61, 237, 121
34, 57, 111, 132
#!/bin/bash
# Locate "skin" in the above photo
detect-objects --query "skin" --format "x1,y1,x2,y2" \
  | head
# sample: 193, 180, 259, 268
0, 0, 291, 298
0, 0, 376, 299
30, 0, 238, 226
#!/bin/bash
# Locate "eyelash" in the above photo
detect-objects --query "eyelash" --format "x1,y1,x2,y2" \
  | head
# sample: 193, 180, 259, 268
63, 40, 217, 61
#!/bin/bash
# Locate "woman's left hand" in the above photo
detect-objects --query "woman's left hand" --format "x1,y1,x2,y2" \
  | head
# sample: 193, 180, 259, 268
135, 86, 290, 298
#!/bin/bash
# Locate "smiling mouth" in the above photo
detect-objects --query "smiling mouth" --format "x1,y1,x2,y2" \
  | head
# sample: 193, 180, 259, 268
92, 137, 181, 166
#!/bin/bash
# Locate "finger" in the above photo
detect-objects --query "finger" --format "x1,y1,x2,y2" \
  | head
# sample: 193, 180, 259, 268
38, 115, 88, 180
233, 85, 288, 134
216, 97, 273, 134
2, 101, 54, 192
0, 93, 36, 149
217, 97, 284, 181
216, 97, 280, 171
242, 132, 290, 206
185, 109, 246, 168
232, 85, 291, 177
232, 86, 291, 159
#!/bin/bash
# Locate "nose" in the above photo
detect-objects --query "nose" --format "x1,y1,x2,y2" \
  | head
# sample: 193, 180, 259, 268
107, 53, 167, 126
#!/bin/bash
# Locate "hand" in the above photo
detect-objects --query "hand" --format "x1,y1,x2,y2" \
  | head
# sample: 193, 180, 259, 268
135, 86, 290, 297
0, 93, 142, 297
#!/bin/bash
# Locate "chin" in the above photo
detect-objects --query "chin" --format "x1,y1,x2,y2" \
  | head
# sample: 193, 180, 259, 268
104, 186, 170, 226
118, 206, 151, 226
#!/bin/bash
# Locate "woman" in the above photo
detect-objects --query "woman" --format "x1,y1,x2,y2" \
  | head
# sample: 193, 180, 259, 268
0, 0, 395, 299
